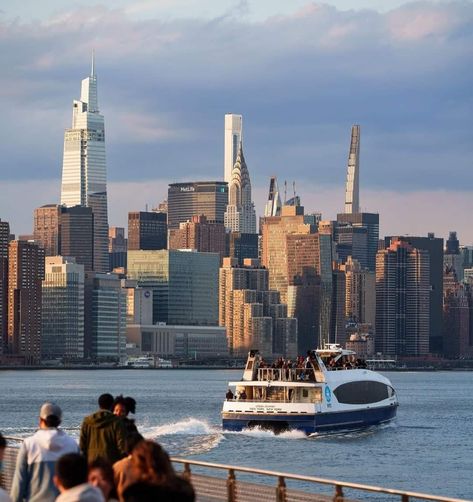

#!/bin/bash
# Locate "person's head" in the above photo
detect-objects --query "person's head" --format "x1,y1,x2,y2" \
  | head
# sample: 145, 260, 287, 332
125, 432, 144, 456
124, 396, 136, 415
39, 402, 62, 429
88, 458, 116, 500
98, 393, 114, 411
130, 440, 175, 485
0, 432, 6, 465
122, 479, 195, 502
54, 453, 88, 493
113, 395, 127, 418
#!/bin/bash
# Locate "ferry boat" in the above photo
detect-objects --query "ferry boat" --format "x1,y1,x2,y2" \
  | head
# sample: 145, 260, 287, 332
222, 346, 398, 434
125, 356, 173, 368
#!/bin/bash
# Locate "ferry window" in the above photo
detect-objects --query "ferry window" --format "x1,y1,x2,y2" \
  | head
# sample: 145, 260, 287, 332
333, 381, 389, 404
302, 389, 309, 398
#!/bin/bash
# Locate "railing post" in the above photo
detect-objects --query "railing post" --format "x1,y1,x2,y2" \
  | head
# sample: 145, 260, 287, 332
401, 495, 409, 502
182, 462, 192, 481
276, 475, 287, 502
227, 468, 236, 502
333, 484, 344, 502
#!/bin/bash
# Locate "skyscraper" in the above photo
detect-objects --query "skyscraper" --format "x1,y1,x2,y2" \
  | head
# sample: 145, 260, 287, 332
60, 55, 109, 272
34, 205, 62, 256
375, 240, 430, 357
128, 211, 167, 251
224, 142, 257, 234
60, 206, 94, 272
167, 181, 228, 230
344, 125, 360, 214
41, 256, 85, 361
0, 219, 10, 353
224, 114, 243, 183
264, 176, 282, 217
7, 240, 45, 364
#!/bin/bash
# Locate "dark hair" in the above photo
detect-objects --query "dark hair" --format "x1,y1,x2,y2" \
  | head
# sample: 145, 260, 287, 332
113, 395, 127, 411
123, 479, 195, 502
125, 432, 144, 455
131, 440, 175, 485
0, 432, 6, 449
98, 393, 114, 411
56, 453, 87, 489
44, 415, 61, 428
88, 458, 117, 498
124, 397, 136, 415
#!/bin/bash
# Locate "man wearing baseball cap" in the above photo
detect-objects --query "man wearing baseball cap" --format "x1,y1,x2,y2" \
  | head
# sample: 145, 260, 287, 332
10, 403, 78, 502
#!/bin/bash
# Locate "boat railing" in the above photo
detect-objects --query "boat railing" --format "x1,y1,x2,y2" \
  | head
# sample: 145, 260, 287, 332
257, 367, 317, 382
2, 437, 468, 502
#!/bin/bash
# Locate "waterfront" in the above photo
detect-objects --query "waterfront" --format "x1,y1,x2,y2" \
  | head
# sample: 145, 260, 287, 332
1, 370, 472, 500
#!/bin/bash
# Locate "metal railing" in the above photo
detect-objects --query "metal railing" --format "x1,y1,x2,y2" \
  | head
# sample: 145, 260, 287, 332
2, 437, 470, 502
257, 368, 317, 382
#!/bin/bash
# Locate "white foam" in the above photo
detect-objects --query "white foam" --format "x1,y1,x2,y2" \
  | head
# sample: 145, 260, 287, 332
142, 418, 218, 437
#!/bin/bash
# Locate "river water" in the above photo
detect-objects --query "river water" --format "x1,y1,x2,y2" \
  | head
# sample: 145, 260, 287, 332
1, 369, 472, 500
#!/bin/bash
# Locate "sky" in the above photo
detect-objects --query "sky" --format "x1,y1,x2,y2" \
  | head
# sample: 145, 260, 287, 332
0, 0, 472, 243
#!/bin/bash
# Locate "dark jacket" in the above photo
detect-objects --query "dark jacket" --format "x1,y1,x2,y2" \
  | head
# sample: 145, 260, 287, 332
80, 410, 127, 464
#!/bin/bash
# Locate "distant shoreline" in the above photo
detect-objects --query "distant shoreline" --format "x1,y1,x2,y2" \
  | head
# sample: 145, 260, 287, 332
1, 365, 473, 371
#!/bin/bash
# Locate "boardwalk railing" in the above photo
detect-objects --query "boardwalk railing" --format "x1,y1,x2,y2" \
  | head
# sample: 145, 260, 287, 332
2, 437, 469, 502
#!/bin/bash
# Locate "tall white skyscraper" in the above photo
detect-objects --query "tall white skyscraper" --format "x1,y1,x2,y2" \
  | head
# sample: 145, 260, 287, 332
60, 55, 109, 272
224, 142, 257, 234
344, 125, 360, 214
224, 113, 243, 183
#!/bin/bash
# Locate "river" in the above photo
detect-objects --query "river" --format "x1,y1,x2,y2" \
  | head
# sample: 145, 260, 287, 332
1, 369, 472, 500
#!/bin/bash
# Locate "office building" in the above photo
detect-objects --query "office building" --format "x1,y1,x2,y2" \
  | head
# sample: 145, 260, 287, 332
443, 267, 472, 358
224, 142, 257, 234
219, 258, 297, 357
264, 176, 282, 217
337, 212, 379, 272
226, 232, 259, 265
444, 231, 463, 282
344, 125, 360, 214
375, 240, 430, 357
342, 256, 375, 325
84, 272, 127, 362
0, 219, 10, 353
121, 280, 153, 326
41, 256, 84, 361
167, 181, 228, 230
335, 224, 368, 270
109, 227, 127, 270
34, 205, 62, 256
128, 250, 219, 326
224, 113, 243, 183
128, 211, 167, 251
60, 206, 94, 272
60, 56, 109, 272
385, 233, 444, 353
169, 215, 226, 259
127, 324, 228, 359
7, 241, 45, 364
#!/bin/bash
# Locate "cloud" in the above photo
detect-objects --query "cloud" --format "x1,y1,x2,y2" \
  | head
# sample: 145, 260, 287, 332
0, 1, 471, 242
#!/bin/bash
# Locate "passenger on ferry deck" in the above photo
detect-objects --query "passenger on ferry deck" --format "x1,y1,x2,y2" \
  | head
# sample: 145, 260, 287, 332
88, 458, 118, 501
113, 433, 144, 502
225, 389, 234, 400
239, 390, 247, 400
113, 396, 139, 437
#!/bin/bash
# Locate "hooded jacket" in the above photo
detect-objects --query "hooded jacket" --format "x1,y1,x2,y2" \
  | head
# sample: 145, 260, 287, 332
10, 428, 79, 502
79, 411, 126, 465
56, 483, 104, 502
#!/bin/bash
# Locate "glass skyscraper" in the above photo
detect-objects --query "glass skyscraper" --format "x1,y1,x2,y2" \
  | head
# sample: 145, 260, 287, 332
60, 55, 109, 272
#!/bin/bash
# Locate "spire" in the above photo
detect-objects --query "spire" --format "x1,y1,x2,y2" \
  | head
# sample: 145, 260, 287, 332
344, 124, 360, 214
91, 49, 96, 77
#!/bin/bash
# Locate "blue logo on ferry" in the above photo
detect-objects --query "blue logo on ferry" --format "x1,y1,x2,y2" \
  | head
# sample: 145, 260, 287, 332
325, 386, 332, 402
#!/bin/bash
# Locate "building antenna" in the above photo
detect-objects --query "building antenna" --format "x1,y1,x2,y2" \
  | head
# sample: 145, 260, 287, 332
145, 203, 148, 212
293, 181, 296, 199
284, 180, 287, 204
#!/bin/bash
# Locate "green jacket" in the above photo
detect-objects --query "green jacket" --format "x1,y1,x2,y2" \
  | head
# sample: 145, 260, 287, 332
79, 410, 127, 464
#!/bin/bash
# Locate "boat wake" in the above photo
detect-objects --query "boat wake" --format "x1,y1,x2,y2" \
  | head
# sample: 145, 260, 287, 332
225, 426, 307, 440
142, 418, 223, 456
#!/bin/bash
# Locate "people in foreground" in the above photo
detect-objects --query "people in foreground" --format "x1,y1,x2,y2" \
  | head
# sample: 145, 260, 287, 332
54, 453, 104, 502
10, 403, 78, 502
112, 397, 138, 437
80, 394, 126, 465
0, 433, 12, 502
88, 459, 118, 501
112, 433, 143, 501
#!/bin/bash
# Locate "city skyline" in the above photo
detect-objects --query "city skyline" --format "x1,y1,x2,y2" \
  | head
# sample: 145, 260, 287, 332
0, 1, 472, 243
